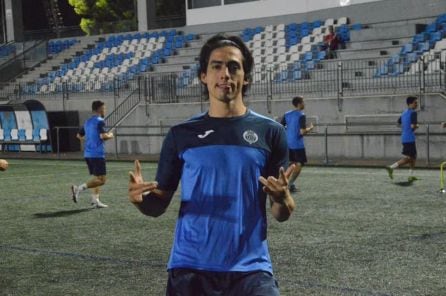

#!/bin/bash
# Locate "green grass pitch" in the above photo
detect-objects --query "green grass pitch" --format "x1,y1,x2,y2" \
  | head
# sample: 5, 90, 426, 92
1, 159, 445, 295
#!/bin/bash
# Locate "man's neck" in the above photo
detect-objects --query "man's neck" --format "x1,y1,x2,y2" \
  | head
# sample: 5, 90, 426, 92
208, 98, 247, 118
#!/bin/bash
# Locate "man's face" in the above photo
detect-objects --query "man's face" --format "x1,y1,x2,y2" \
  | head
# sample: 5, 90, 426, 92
98, 105, 106, 118
409, 99, 418, 110
200, 46, 248, 103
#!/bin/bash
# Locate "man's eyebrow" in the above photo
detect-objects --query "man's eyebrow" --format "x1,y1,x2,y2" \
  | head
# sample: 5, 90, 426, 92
209, 60, 241, 65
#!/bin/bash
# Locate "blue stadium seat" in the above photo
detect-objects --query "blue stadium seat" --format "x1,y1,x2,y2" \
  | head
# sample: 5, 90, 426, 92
351, 23, 363, 31
292, 69, 302, 80
401, 43, 413, 54
18, 129, 26, 141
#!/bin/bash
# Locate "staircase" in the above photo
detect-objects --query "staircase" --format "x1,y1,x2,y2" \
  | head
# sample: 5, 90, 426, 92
105, 86, 142, 130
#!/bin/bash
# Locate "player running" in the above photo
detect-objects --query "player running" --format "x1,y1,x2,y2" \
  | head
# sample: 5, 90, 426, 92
281, 96, 314, 192
385, 96, 419, 182
71, 100, 113, 208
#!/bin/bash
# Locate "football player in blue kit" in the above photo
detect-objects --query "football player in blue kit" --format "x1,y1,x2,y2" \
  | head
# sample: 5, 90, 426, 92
128, 34, 296, 295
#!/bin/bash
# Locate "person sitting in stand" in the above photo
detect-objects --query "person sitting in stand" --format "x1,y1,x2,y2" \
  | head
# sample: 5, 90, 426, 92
323, 25, 341, 59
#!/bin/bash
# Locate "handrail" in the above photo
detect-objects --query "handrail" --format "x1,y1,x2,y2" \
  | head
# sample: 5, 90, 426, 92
0, 39, 48, 83
104, 82, 141, 130
0, 39, 46, 70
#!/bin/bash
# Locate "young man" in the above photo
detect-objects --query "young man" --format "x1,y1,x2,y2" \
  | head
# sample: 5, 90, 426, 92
386, 96, 419, 181
71, 100, 113, 208
281, 96, 314, 193
128, 34, 295, 295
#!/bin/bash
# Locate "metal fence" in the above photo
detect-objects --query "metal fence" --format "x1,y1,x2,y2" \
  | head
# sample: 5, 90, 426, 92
1, 51, 445, 106
51, 121, 446, 167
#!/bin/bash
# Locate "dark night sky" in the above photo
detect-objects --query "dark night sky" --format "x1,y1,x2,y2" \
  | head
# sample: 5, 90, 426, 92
22, 0, 80, 31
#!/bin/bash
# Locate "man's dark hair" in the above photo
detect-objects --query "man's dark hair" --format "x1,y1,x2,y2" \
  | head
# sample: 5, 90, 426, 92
292, 96, 304, 107
92, 100, 105, 112
406, 96, 417, 105
198, 34, 254, 97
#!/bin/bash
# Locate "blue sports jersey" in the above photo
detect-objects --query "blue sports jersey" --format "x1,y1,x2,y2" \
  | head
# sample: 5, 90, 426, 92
156, 110, 288, 274
79, 115, 106, 158
282, 110, 306, 149
398, 109, 417, 143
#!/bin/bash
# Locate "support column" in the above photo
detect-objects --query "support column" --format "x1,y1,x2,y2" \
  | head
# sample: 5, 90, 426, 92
137, 0, 148, 32
146, 0, 157, 30
4, 0, 23, 42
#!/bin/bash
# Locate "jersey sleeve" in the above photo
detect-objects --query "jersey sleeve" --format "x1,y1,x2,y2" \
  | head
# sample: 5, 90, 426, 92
397, 116, 401, 125
98, 120, 106, 134
299, 115, 306, 130
280, 115, 286, 127
266, 125, 289, 178
155, 128, 183, 191
410, 112, 417, 125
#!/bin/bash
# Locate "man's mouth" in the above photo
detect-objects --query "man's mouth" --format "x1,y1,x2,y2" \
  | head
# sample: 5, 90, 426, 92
217, 84, 231, 91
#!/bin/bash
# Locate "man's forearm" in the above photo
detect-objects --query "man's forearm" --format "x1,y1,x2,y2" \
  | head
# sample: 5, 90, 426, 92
133, 191, 171, 217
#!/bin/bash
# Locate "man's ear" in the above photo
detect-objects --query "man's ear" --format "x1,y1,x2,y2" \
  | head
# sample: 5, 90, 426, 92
200, 72, 207, 84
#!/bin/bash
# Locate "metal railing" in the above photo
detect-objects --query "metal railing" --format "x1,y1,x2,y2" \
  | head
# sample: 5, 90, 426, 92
1, 51, 445, 105
0, 40, 48, 84
105, 78, 142, 129
51, 121, 446, 166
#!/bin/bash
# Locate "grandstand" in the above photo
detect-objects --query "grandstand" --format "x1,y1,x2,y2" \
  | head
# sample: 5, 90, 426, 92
2, 1, 446, 295
0, 0, 445, 162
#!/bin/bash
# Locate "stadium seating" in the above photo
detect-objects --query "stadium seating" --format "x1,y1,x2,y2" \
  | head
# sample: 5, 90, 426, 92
177, 17, 361, 87
375, 13, 446, 77
47, 38, 78, 55
31, 30, 197, 95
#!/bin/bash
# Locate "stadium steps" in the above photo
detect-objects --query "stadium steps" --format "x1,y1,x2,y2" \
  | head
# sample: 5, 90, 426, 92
152, 63, 193, 73
337, 45, 402, 60
347, 38, 412, 51
165, 54, 199, 65
150, 39, 203, 73
336, 23, 425, 61
350, 24, 420, 42
15, 36, 100, 84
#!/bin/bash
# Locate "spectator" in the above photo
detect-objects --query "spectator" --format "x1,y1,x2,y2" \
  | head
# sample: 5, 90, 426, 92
323, 25, 341, 58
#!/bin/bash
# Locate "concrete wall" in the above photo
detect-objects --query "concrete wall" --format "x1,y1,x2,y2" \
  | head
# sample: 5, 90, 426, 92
186, 0, 380, 26
184, 0, 446, 30
35, 91, 446, 162
92, 93, 446, 162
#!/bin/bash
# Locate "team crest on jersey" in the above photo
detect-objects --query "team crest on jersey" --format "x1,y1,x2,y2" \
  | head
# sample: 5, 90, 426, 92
243, 130, 258, 144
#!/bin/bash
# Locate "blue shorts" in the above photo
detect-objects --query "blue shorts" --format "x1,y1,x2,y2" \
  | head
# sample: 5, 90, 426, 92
85, 158, 106, 176
402, 142, 417, 159
166, 269, 280, 296
289, 148, 307, 165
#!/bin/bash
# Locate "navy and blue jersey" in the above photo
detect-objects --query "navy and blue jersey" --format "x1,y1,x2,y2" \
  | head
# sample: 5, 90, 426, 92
79, 115, 106, 158
281, 110, 306, 149
156, 110, 288, 274
398, 109, 417, 143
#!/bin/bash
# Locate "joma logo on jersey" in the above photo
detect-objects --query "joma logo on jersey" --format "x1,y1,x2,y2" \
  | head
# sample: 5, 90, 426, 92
198, 130, 215, 139
243, 130, 258, 144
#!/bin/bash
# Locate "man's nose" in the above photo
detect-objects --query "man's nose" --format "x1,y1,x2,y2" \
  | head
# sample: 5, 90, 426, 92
221, 65, 230, 78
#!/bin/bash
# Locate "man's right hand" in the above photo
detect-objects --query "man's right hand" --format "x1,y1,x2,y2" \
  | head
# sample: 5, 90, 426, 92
128, 160, 158, 204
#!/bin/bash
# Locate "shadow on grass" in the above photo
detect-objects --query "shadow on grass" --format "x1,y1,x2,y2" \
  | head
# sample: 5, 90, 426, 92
33, 208, 93, 218
393, 180, 414, 187
411, 232, 446, 241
